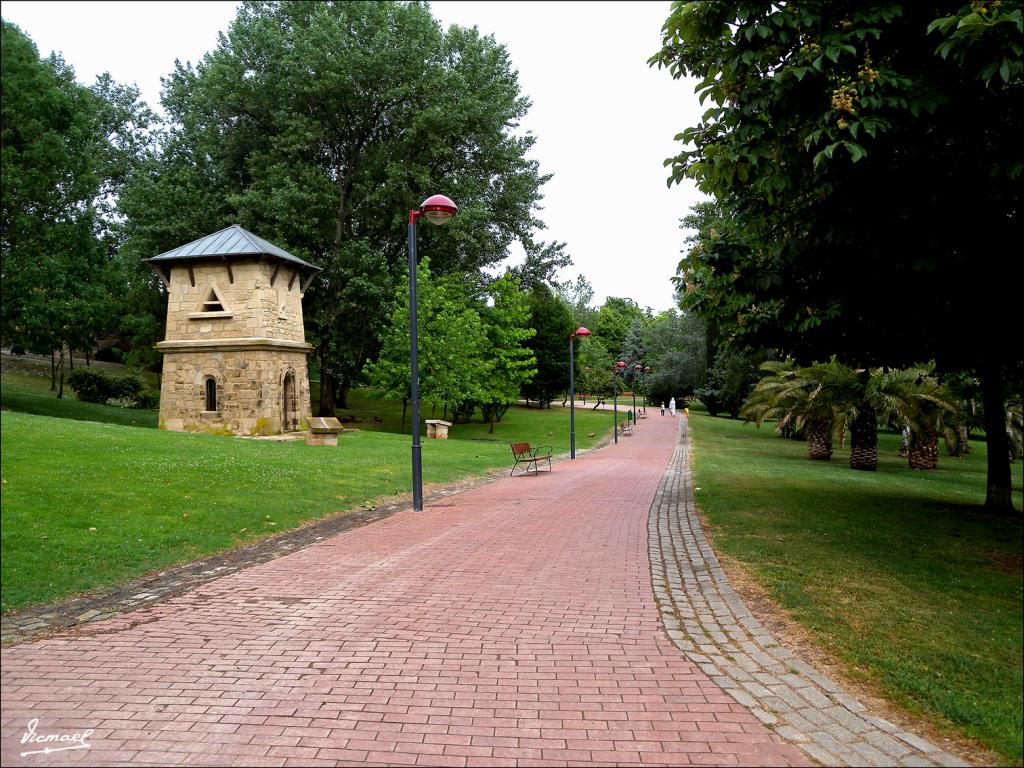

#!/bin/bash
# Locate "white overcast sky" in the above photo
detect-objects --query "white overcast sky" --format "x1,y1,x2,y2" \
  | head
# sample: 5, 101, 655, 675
2, 0, 706, 314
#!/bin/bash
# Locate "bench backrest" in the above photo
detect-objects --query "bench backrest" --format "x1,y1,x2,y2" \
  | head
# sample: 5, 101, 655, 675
510, 442, 531, 457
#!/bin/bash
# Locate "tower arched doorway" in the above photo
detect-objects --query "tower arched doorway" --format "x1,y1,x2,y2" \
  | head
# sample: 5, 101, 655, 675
282, 370, 298, 431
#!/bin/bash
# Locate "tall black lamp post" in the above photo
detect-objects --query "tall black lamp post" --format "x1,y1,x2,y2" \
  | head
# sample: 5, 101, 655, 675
632, 363, 643, 426
643, 366, 651, 414
612, 360, 626, 443
408, 193, 458, 511
568, 326, 591, 459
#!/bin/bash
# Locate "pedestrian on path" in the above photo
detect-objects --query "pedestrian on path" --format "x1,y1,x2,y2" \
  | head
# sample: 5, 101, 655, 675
660, 401, 666, 416
669, 397, 676, 417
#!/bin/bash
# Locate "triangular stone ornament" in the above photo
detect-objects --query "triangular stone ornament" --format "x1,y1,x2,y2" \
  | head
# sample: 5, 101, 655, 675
201, 284, 228, 312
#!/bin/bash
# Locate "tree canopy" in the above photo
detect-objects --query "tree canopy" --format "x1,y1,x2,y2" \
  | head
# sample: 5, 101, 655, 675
118, 0, 557, 411
1, 21, 154, 368
652, 1, 1023, 509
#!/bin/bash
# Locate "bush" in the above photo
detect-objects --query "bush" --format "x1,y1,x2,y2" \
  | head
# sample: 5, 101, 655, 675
67, 368, 112, 404
109, 373, 145, 402
67, 369, 155, 408
133, 389, 160, 410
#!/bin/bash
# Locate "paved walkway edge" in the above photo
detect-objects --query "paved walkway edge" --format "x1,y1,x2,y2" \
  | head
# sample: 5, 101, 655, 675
649, 418, 969, 768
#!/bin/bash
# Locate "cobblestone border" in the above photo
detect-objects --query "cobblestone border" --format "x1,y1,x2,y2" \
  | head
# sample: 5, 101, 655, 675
649, 418, 969, 767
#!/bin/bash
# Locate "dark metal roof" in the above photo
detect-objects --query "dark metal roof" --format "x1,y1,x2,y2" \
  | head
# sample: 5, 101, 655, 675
145, 225, 321, 272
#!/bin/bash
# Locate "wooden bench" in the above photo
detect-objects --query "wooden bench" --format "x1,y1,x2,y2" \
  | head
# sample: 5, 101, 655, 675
510, 442, 552, 476
619, 420, 633, 436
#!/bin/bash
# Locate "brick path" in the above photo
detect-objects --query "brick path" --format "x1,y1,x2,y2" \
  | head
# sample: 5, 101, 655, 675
0, 414, 970, 767
1, 414, 805, 766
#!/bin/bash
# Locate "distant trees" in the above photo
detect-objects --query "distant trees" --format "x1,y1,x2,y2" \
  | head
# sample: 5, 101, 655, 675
1, 21, 152, 383
367, 264, 536, 428
522, 285, 575, 408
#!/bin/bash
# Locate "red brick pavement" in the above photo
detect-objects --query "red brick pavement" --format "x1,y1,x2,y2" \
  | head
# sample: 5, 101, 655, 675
1, 414, 808, 767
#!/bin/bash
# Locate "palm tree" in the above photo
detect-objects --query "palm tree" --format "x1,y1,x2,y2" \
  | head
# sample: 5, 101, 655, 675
874, 367, 958, 471
742, 360, 838, 461
800, 359, 882, 470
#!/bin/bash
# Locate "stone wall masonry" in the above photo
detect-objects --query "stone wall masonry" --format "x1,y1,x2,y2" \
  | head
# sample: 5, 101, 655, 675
158, 349, 312, 436
156, 255, 315, 436
163, 259, 306, 343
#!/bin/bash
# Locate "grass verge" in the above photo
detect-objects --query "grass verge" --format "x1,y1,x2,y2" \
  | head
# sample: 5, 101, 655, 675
0, 397, 613, 613
687, 411, 1023, 763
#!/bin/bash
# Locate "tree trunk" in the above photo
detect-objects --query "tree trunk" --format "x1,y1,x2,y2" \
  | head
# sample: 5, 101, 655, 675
317, 366, 336, 416
85, 349, 91, 366
51, 350, 57, 391
849, 407, 878, 471
945, 423, 970, 457
898, 424, 910, 457
336, 374, 351, 410
980, 362, 1015, 511
806, 420, 833, 460
908, 429, 939, 470
401, 397, 407, 429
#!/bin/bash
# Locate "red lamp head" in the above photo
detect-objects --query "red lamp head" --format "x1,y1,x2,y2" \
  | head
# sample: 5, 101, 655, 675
420, 194, 458, 225
570, 326, 591, 339
615, 361, 626, 370
634, 364, 643, 371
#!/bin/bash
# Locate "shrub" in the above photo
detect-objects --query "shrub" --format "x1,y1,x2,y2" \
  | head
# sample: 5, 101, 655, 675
67, 368, 112, 404
133, 389, 160, 410
109, 374, 145, 402
67, 369, 154, 408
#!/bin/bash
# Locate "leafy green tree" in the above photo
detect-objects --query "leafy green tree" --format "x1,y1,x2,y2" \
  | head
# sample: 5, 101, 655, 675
1, 22, 152, 384
575, 339, 614, 408
642, 310, 707, 407
699, 348, 764, 421
479, 274, 537, 430
118, 0, 553, 413
555, 274, 597, 330
366, 259, 491, 426
594, 297, 646, 359
522, 284, 575, 408
653, 1, 1023, 509
509, 239, 573, 291
618, 319, 645, 389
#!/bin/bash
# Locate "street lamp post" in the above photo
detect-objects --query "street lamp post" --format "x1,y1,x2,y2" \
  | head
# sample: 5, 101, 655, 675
612, 361, 626, 443
632, 363, 643, 426
408, 194, 458, 511
643, 366, 651, 414
568, 327, 591, 459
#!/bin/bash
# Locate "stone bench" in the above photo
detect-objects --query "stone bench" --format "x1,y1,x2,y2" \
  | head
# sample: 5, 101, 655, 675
306, 416, 343, 446
425, 419, 452, 439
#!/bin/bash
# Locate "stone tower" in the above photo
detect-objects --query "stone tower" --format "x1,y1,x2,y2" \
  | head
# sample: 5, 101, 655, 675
146, 225, 322, 436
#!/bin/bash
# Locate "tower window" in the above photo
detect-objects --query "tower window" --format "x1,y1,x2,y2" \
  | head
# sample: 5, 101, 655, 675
204, 378, 217, 412
202, 287, 225, 312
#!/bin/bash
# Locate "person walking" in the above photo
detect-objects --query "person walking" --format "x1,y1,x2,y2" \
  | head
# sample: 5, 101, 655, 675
660, 401, 666, 416
669, 397, 676, 417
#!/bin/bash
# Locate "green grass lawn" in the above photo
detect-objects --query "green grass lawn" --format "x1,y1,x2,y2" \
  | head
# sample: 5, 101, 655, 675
0, 367, 615, 613
687, 411, 1023, 763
